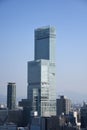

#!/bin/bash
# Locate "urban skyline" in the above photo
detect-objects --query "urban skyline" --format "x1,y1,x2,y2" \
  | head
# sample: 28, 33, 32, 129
0, 0, 87, 103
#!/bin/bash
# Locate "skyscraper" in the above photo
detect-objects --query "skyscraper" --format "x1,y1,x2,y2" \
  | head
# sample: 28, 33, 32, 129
56, 96, 71, 116
7, 82, 16, 109
27, 26, 56, 117
34, 26, 56, 62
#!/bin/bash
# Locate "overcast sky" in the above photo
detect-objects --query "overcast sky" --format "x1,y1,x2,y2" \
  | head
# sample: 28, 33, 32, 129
0, 0, 87, 102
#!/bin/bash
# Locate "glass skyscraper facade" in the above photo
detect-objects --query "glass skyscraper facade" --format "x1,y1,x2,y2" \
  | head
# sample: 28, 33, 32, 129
27, 26, 56, 117
34, 26, 56, 63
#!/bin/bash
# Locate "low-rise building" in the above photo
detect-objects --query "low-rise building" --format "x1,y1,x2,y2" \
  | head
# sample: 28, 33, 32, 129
0, 123, 17, 130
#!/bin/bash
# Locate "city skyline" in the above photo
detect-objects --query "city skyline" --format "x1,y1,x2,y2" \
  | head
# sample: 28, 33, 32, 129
0, 0, 87, 102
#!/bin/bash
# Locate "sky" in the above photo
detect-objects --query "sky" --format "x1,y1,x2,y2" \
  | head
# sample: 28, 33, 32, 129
0, 0, 87, 103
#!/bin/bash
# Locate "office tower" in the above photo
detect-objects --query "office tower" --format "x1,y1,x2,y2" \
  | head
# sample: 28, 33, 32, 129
34, 26, 56, 63
27, 26, 56, 117
56, 96, 71, 116
7, 83, 16, 109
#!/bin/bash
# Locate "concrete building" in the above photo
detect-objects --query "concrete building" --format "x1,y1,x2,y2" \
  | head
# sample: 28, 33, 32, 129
0, 109, 8, 125
80, 102, 87, 128
0, 108, 23, 126
27, 26, 56, 117
56, 96, 71, 116
0, 124, 17, 130
30, 116, 78, 130
19, 99, 31, 126
7, 83, 16, 110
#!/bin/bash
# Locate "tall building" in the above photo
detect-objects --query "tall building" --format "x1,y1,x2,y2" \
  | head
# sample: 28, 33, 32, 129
7, 82, 16, 110
56, 96, 71, 116
34, 27, 56, 62
27, 26, 56, 117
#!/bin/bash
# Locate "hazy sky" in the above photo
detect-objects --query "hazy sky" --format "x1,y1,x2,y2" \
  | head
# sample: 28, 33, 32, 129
0, 0, 87, 102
